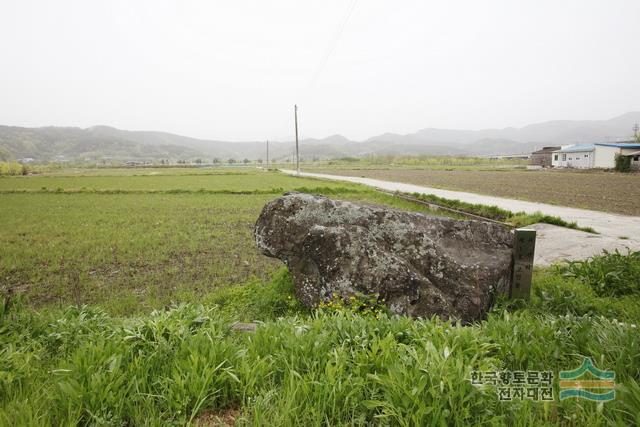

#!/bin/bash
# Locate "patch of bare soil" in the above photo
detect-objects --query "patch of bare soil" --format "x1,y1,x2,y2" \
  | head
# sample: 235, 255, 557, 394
319, 169, 640, 216
194, 406, 240, 426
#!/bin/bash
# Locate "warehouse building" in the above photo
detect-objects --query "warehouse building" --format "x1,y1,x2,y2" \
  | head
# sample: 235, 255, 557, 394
551, 142, 640, 169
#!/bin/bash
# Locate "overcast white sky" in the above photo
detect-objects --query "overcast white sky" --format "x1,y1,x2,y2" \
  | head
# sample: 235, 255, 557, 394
1, 0, 639, 141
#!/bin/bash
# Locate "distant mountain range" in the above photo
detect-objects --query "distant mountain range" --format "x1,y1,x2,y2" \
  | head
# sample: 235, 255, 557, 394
1, 112, 639, 162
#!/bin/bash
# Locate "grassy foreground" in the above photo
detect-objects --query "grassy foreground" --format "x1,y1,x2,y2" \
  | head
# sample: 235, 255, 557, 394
1, 256, 639, 426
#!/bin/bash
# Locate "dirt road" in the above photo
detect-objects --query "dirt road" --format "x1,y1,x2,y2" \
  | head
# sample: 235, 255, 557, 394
281, 169, 640, 265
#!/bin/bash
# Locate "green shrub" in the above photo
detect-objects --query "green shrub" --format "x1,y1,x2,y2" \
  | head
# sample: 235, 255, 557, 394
615, 154, 631, 172
0, 162, 28, 176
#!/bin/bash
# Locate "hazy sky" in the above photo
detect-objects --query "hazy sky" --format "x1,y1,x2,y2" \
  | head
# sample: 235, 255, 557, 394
1, 0, 639, 141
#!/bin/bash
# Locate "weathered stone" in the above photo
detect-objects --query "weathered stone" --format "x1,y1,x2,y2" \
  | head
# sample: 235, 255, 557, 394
231, 322, 258, 333
254, 193, 514, 322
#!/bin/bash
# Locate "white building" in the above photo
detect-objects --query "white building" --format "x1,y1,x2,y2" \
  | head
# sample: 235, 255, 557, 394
551, 144, 595, 168
551, 142, 640, 169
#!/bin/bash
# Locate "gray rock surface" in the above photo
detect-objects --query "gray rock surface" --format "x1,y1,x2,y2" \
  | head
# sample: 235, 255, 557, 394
254, 193, 514, 322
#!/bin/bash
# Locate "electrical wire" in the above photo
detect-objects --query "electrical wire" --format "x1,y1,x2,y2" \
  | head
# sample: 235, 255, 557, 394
305, 0, 359, 92
269, 0, 359, 152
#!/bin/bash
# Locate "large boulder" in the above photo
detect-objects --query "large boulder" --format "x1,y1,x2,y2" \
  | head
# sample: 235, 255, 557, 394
254, 193, 514, 322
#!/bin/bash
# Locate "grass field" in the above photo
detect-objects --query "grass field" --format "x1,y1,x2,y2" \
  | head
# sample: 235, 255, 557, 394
0, 169, 453, 314
0, 168, 348, 192
312, 168, 640, 216
309, 156, 529, 170
1, 167, 639, 425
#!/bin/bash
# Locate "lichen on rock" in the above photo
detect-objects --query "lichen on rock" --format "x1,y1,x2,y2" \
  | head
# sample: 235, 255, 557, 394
254, 192, 514, 323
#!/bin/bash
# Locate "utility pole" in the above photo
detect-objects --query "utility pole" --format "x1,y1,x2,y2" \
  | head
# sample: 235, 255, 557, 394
294, 104, 300, 175
633, 123, 639, 141
266, 140, 269, 170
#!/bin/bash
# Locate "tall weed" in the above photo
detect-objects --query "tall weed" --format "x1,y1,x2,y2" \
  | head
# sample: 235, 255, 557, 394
559, 250, 640, 297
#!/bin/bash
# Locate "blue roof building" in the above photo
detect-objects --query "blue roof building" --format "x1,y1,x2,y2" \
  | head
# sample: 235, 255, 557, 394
551, 142, 640, 169
555, 144, 595, 153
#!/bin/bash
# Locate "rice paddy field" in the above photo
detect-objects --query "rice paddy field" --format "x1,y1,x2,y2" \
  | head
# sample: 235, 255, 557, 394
1, 167, 639, 425
1, 168, 448, 314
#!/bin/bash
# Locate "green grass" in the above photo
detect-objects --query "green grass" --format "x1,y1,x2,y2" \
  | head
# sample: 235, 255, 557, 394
1, 167, 638, 425
1, 259, 639, 425
529, 268, 640, 322
308, 155, 528, 171
556, 250, 640, 297
0, 168, 358, 192
0, 170, 453, 314
0, 192, 281, 313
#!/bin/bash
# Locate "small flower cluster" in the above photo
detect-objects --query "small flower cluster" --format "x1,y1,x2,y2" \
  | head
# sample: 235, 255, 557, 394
317, 292, 389, 318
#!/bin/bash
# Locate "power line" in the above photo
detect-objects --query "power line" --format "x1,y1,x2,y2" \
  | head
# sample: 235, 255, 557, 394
305, 0, 359, 91
266, 1, 359, 160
